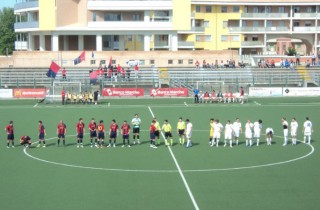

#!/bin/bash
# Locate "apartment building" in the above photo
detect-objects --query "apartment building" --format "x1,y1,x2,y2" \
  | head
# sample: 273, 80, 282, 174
14, 0, 320, 56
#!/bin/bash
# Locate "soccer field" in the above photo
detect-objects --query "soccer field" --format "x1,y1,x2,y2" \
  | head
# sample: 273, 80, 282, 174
0, 97, 319, 210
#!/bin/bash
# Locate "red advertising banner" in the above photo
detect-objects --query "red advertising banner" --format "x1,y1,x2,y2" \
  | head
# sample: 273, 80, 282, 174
102, 88, 144, 97
150, 88, 189, 97
13, 88, 46, 98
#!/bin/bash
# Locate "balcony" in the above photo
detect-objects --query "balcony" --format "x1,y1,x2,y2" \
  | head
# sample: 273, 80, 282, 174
294, 13, 317, 18
191, 26, 205, 32
87, 0, 172, 11
241, 41, 264, 47
229, 26, 289, 33
88, 21, 173, 31
14, 1, 38, 12
14, 21, 39, 30
241, 13, 289, 19
178, 41, 194, 48
293, 26, 317, 32
15, 41, 28, 50
154, 41, 169, 49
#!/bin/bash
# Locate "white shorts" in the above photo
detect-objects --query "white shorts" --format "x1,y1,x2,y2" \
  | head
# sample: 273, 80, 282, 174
186, 132, 192, 138
233, 131, 240, 138
254, 132, 260, 138
213, 133, 221, 139
245, 132, 252, 139
225, 133, 232, 140
291, 130, 297, 137
283, 129, 288, 137
304, 132, 311, 136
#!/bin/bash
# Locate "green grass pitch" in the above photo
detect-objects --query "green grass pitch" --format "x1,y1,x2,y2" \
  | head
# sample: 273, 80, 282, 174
0, 97, 319, 210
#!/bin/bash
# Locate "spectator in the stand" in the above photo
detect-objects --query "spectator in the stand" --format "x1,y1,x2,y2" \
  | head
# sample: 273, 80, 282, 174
311, 53, 316, 66
217, 90, 223, 102
62, 68, 67, 80
296, 53, 300, 65
117, 64, 122, 75
195, 60, 200, 69
126, 68, 131, 81
121, 67, 126, 81
202, 60, 207, 68
134, 65, 139, 78
204, 92, 210, 103
229, 91, 234, 102
280, 59, 285, 68
211, 90, 216, 103
224, 91, 229, 103
193, 88, 199, 103
284, 59, 290, 68
199, 91, 204, 103
214, 60, 219, 69
239, 87, 245, 104
306, 59, 311, 68
270, 59, 275, 68
220, 60, 224, 68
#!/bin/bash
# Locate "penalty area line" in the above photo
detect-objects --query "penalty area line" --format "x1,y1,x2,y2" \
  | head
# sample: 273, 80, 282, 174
184, 102, 189, 107
147, 106, 200, 210
254, 101, 261, 106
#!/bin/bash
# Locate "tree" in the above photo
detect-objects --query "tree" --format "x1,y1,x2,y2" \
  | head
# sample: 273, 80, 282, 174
0, 7, 15, 55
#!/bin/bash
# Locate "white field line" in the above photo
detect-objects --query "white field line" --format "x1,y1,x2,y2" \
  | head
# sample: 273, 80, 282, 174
148, 106, 200, 210
254, 101, 261, 106
33, 103, 38, 107
184, 102, 189, 107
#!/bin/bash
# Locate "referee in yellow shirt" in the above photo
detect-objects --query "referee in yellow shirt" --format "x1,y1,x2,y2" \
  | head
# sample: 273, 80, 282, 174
177, 117, 186, 145
162, 120, 173, 146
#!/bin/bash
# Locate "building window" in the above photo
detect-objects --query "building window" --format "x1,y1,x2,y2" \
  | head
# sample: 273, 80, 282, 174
266, 6, 272, 13
132, 14, 141, 21
305, 21, 311, 27
127, 35, 133, 42
150, 59, 155, 65
253, 7, 258, 13
168, 59, 173, 64
178, 59, 183, 64
221, 35, 227, 41
91, 60, 96, 65
204, 21, 210, 27
205, 35, 211, 42
188, 59, 193, 64
232, 35, 239, 41
100, 60, 106, 64
221, 6, 227, 13
233, 6, 239, 13
93, 12, 96, 22
278, 7, 285, 13
196, 35, 201, 42
205, 6, 212, 13
253, 21, 260, 27
293, 6, 300, 13
138, 35, 143, 42
222, 21, 228, 28
195, 5, 201, 12
104, 13, 121, 21
252, 35, 258, 41
293, 21, 300, 27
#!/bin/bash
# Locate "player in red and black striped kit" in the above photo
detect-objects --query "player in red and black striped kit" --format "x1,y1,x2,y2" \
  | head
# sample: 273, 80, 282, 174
37, 121, 47, 147
5, 121, 14, 148
121, 120, 131, 147
76, 118, 85, 148
88, 118, 97, 148
150, 120, 157, 148
97, 120, 105, 148
57, 120, 67, 146
20, 136, 32, 148
107, 119, 118, 148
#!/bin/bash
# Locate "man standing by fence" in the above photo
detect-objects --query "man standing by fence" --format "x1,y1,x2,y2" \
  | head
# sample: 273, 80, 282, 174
61, 89, 66, 105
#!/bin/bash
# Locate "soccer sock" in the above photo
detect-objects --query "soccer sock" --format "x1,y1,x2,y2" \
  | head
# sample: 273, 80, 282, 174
179, 137, 182, 144
63, 140, 65, 145
157, 138, 160, 145
38, 141, 41, 145
43, 141, 46, 145
101, 140, 104, 145
308, 136, 311, 144
257, 139, 259, 146
133, 135, 136, 140
186, 140, 191, 147
137, 135, 140, 140
7, 142, 9, 147
224, 140, 227, 145
246, 140, 248, 146
12, 141, 14, 146
113, 139, 116, 145
216, 139, 219, 147
249, 140, 252, 146
165, 139, 168, 145
209, 138, 212, 144
90, 139, 93, 144
236, 140, 239, 145
182, 137, 185, 144
95, 139, 97, 144
170, 139, 173, 145
127, 139, 130, 145
77, 140, 80, 144
80, 139, 83, 144
123, 139, 125, 145
109, 139, 111, 144
58, 139, 60, 145
230, 140, 232, 146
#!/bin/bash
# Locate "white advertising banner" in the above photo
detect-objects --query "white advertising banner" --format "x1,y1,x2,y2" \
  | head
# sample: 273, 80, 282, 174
249, 87, 283, 97
282, 87, 320, 96
0, 89, 13, 98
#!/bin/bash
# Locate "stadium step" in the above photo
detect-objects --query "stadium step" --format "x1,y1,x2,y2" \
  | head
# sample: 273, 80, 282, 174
296, 66, 312, 81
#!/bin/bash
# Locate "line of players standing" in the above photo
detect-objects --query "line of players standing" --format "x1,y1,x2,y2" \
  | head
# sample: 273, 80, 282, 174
209, 117, 313, 148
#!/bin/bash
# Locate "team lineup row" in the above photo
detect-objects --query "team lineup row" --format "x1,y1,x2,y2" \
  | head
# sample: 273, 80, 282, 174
5, 115, 313, 149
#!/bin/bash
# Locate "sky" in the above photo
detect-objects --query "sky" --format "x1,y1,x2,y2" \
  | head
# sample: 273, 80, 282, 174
0, 0, 16, 9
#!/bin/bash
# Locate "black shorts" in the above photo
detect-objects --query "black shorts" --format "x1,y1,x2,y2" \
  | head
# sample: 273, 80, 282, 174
165, 132, 172, 138
77, 133, 84, 139
7, 134, 14, 140
110, 131, 117, 139
58, 134, 65, 138
98, 132, 105, 139
39, 133, 45, 140
150, 133, 155, 140
90, 131, 97, 138
178, 129, 185, 135
133, 127, 140, 134
155, 130, 160, 138
123, 134, 129, 140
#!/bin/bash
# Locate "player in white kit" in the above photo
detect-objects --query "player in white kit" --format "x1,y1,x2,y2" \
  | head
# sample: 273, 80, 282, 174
290, 117, 298, 145
282, 117, 289, 146
253, 119, 262, 146
232, 118, 242, 146
212, 119, 223, 147
185, 119, 193, 148
303, 117, 313, 144
224, 120, 233, 147
245, 120, 253, 147
266, 127, 274, 145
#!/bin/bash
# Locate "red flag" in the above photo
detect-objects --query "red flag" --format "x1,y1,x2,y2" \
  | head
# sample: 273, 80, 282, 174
108, 56, 112, 69
46, 61, 61, 78
74, 51, 86, 65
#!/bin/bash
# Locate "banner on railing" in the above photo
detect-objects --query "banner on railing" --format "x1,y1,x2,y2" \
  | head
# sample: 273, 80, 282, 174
150, 88, 189, 97
0, 89, 13, 98
282, 87, 320, 96
102, 88, 144, 97
249, 87, 282, 97
13, 88, 46, 98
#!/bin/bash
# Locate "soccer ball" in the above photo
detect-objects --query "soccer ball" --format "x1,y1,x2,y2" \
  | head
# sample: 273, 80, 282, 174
95, 102, 97, 105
